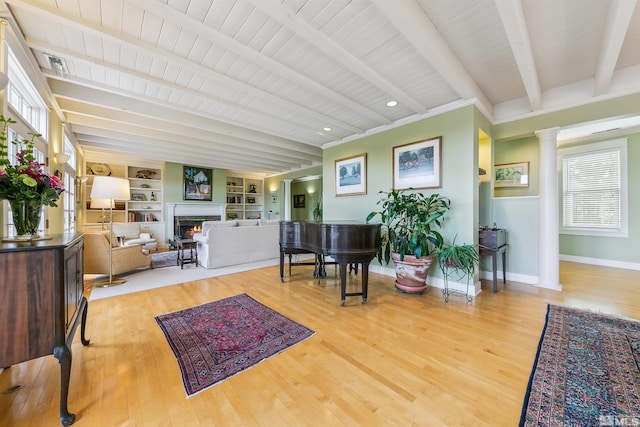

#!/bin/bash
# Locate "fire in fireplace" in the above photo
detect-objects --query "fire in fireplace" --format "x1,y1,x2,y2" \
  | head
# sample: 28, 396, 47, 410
174, 216, 220, 240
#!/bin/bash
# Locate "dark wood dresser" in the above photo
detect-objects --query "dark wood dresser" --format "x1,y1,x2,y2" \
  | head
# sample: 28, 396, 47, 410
0, 233, 89, 426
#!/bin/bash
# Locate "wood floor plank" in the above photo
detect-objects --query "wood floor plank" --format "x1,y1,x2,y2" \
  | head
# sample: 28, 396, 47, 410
1, 261, 639, 426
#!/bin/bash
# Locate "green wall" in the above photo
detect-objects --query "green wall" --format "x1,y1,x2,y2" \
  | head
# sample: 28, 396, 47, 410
494, 136, 539, 198
492, 94, 640, 268
169, 92, 640, 275
164, 162, 227, 203
291, 178, 322, 221
323, 105, 480, 271
264, 165, 323, 220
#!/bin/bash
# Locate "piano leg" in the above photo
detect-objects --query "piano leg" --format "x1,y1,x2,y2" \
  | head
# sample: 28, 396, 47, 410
349, 263, 359, 276
339, 263, 348, 306
361, 262, 369, 304
313, 254, 326, 279
279, 250, 285, 283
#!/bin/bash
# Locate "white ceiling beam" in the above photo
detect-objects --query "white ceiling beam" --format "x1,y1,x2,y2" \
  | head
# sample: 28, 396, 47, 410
594, 0, 637, 95
371, 0, 493, 116
27, 38, 337, 142
494, 0, 542, 111
6, 0, 365, 133
72, 129, 301, 171
78, 141, 277, 173
80, 142, 271, 174
68, 121, 307, 170
58, 100, 319, 164
131, 0, 396, 125
246, 0, 427, 115
48, 79, 323, 158
62, 108, 317, 166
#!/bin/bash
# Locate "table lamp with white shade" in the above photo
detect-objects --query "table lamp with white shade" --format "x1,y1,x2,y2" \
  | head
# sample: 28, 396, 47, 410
89, 176, 130, 287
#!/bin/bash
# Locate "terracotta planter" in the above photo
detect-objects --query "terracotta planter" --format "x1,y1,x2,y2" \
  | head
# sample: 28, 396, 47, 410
391, 252, 434, 294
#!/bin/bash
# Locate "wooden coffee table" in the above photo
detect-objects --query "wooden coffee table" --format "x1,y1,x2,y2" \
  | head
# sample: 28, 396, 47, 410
176, 239, 198, 269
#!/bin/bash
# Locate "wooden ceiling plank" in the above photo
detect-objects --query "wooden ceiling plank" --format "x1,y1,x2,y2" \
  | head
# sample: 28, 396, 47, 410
247, 0, 427, 115
132, 0, 394, 125
372, 0, 493, 118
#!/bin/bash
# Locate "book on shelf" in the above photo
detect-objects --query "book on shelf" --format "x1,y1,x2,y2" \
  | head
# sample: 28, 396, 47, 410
128, 212, 157, 222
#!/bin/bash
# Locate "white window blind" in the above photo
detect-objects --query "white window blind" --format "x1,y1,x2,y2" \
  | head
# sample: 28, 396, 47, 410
560, 138, 627, 237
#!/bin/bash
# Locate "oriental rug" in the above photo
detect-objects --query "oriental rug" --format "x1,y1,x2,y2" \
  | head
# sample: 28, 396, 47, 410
520, 304, 640, 427
150, 251, 178, 268
155, 293, 314, 397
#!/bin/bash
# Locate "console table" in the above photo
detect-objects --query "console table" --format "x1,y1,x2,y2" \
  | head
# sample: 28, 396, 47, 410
0, 234, 89, 426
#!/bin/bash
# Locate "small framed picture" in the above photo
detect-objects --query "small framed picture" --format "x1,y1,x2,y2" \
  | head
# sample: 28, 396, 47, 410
335, 153, 367, 196
393, 137, 441, 190
495, 162, 529, 188
293, 194, 305, 208
271, 195, 277, 203
131, 193, 146, 201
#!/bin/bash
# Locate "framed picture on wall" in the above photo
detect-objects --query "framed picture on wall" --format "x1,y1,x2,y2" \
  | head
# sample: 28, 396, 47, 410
494, 162, 529, 187
335, 153, 367, 196
293, 194, 305, 208
393, 136, 442, 190
183, 165, 213, 200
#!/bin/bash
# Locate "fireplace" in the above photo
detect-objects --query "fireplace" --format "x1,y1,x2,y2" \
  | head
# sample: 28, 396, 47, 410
167, 203, 227, 241
174, 215, 220, 239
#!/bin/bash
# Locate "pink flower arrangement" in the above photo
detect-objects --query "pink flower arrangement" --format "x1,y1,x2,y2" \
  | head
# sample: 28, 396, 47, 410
0, 115, 65, 207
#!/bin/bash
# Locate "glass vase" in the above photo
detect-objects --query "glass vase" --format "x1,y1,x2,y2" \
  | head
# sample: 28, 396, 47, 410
9, 199, 43, 240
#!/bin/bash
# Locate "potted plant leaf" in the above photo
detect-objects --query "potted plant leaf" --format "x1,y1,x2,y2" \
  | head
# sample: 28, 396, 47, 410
366, 188, 450, 293
432, 239, 479, 302
432, 240, 479, 278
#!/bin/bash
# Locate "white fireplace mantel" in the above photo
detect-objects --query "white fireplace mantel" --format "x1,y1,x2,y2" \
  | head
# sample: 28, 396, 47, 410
167, 202, 227, 218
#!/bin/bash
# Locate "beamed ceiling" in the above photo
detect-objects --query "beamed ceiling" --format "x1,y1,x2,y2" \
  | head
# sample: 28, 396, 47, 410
2, 0, 640, 175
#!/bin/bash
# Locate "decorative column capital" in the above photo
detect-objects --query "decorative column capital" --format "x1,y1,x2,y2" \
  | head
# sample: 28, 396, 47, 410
534, 127, 560, 142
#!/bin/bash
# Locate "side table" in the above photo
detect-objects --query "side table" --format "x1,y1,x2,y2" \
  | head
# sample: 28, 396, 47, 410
479, 244, 507, 292
177, 239, 198, 269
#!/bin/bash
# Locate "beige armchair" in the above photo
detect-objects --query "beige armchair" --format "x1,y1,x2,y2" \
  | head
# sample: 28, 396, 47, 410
84, 231, 151, 276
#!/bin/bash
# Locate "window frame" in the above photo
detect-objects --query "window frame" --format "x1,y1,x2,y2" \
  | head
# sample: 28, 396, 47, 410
558, 138, 628, 238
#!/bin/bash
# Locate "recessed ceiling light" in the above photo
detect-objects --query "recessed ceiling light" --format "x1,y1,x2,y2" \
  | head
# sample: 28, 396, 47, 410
386, 100, 398, 107
323, 127, 332, 132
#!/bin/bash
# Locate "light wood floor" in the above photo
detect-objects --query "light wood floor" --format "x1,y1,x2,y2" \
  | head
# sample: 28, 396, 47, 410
1, 261, 639, 426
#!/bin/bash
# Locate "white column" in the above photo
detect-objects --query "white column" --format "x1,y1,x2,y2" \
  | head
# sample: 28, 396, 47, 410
283, 179, 292, 221
535, 127, 562, 291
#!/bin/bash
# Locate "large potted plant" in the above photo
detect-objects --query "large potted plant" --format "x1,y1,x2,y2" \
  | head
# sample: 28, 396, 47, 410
366, 188, 450, 293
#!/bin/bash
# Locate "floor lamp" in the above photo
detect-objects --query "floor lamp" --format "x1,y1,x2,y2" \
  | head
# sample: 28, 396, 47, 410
90, 176, 130, 287
89, 198, 114, 230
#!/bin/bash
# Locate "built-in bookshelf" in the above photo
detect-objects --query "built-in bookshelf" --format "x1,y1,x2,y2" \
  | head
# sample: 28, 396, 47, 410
83, 162, 164, 243
225, 175, 264, 220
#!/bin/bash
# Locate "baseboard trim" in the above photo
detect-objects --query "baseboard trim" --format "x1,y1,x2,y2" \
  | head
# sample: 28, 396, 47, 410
560, 254, 640, 271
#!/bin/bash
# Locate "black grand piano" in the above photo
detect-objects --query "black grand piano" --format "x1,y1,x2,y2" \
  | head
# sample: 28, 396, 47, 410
279, 221, 381, 306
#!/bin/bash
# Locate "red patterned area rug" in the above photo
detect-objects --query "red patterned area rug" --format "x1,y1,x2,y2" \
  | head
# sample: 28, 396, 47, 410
151, 251, 178, 268
155, 293, 314, 397
520, 304, 640, 426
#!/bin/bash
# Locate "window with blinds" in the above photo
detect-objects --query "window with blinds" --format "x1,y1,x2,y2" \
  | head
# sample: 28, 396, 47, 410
559, 138, 628, 237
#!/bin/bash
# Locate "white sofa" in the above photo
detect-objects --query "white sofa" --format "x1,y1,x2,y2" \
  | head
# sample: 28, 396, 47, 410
192, 219, 280, 269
